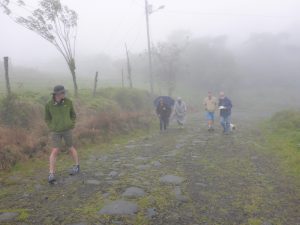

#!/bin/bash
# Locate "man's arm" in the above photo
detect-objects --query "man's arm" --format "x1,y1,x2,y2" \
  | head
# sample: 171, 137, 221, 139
227, 99, 233, 109
45, 104, 52, 127
70, 101, 77, 124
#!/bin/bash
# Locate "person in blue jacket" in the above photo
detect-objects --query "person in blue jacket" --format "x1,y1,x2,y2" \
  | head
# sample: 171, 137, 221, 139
218, 92, 233, 134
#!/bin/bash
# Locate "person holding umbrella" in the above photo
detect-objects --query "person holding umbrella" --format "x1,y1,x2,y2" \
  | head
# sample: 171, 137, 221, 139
156, 98, 172, 132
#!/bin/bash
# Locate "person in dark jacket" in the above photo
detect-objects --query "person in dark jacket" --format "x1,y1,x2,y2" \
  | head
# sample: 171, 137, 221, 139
45, 85, 80, 184
156, 98, 172, 131
218, 92, 233, 134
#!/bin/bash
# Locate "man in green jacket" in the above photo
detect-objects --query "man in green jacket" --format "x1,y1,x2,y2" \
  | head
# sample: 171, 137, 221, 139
45, 85, 80, 184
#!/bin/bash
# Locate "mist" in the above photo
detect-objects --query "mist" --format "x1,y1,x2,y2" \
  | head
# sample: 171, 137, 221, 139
2, 1, 300, 223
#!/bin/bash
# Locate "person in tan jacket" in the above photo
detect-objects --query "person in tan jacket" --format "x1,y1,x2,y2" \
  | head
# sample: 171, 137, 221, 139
203, 91, 218, 131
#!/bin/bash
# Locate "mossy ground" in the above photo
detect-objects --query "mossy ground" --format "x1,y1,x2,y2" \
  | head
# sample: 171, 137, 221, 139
0, 113, 299, 224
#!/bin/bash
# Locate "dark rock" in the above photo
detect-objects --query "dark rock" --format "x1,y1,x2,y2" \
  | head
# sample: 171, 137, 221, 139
122, 187, 145, 198
0, 212, 19, 222
99, 200, 138, 215
147, 208, 157, 219
160, 175, 185, 185
86, 179, 101, 185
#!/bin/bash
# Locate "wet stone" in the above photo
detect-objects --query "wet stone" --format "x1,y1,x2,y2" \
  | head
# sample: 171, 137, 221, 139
140, 143, 152, 147
151, 161, 162, 167
99, 200, 138, 215
94, 172, 104, 177
35, 184, 42, 191
160, 175, 185, 185
174, 186, 182, 196
176, 144, 184, 149
86, 179, 101, 185
68, 222, 87, 225
0, 212, 19, 222
102, 193, 110, 198
163, 150, 179, 157
147, 208, 157, 219
111, 221, 124, 225
122, 163, 134, 168
136, 164, 151, 170
122, 187, 145, 198
108, 171, 118, 177
98, 156, 108, 161
135, 156, 148, 161
176, 195, 189, 202
125, 145, 138, 149
195, 182, 207, 187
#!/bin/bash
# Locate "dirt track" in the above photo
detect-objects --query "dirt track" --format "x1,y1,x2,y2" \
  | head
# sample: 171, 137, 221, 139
0, 112, 299, 225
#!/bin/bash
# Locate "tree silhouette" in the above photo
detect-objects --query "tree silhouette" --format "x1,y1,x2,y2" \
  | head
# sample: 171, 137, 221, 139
0, 0, 79, 96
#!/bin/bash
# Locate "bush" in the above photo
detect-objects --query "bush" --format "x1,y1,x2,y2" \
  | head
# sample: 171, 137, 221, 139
264, 110, 300, 177
0, 88, 154, 170
0, 94, 44, 129
269, 110, 300, 130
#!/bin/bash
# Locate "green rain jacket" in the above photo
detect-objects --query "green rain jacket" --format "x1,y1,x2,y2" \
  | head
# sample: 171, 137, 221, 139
45, 97, 76, 132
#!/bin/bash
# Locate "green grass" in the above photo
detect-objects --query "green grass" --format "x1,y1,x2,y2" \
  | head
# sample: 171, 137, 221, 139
262, 110, 300, 177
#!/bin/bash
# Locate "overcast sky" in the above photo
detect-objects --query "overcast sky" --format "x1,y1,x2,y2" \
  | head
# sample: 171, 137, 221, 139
1, 0, 300, 67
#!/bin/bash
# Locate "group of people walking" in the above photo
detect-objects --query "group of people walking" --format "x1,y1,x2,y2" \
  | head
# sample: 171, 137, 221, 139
155, 91, 233, 134
203, 91, 233, 134
45, 84, 232, 184
156, 97, 187, 132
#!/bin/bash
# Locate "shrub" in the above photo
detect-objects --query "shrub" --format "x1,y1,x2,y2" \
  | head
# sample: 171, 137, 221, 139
0, 94, 44, 129
269, 110, 300, 130
0, 88, 154, 170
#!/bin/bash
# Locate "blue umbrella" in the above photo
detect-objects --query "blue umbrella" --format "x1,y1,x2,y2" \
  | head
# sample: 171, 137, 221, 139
154, 96, 175, 107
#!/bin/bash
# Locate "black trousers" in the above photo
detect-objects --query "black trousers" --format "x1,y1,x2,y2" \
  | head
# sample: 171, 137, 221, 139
160, 117, 169, 131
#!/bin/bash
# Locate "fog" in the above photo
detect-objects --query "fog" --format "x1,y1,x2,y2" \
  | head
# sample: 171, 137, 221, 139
2, 2, 300, 220
1, 0, 300, 109
1, 0, 300, 62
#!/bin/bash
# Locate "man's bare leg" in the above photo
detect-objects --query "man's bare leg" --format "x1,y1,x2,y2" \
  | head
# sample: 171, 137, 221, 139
69, 146, 79, 165
208, 120, 215, 131
49, 148, 59, 174
69, 146, 80, 175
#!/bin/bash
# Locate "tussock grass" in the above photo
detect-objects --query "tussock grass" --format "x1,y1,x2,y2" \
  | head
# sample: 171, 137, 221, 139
263, 110, 300, 177
0, 88, 154, 170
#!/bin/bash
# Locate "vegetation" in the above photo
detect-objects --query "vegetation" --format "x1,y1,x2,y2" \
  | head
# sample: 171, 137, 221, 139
0, 0, 79, 96
0, 88, 154, 170
262, 110, 300, 177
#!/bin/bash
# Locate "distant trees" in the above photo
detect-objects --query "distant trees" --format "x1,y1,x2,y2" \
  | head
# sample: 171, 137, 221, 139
0, 0, 79, 96
237, 33, 300, 88
151, 33, 237, 95
153, 42, 185, 96
181, 36, 237, 92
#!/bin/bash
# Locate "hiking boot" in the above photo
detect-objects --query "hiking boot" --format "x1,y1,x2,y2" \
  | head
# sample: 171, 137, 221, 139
48, 173, 56, 184
69, 165, 80, 175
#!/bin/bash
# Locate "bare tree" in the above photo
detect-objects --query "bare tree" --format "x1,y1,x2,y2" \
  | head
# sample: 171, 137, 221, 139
0, 0, 79, 96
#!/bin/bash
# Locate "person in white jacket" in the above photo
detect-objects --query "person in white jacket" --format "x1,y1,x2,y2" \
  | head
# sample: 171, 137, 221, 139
173, 97, 187, 128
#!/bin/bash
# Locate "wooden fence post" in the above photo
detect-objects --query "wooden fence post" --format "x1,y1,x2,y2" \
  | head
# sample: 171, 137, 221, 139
3, 56, 11, 96
93, 71, 98, 97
